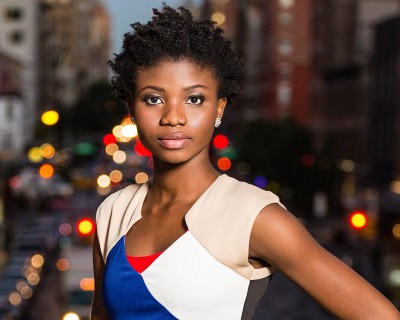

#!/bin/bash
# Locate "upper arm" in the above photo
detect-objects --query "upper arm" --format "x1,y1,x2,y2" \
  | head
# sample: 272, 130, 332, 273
90, 231, 110, 320
250, 204, 400, 320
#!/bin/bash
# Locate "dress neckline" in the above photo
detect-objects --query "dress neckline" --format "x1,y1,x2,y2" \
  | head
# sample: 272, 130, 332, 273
123, 174, 226, 257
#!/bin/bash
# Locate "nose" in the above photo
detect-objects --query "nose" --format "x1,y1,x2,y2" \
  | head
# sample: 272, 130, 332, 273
159, 102, 187, 127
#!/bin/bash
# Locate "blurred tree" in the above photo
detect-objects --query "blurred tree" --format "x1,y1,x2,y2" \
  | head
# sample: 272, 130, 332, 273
237, 118, 335, 217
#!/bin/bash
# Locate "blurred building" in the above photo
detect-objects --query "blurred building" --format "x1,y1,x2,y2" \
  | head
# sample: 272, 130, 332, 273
0, 0, 40, 156
370, 17, 400, 186
0, 0, 111, 157
38, 0, 112, 110
0, 53, 25, 156
202, 0, 400, 188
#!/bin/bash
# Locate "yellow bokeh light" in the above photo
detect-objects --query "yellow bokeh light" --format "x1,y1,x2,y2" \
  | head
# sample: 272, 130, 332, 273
31, 254, 44, 269
393, 224, 400, 240
350, 213, 367, 229
112, 125, 123, 138
40, 143, 55, 159
8, 292, 22, 306
105, 143, 119, 156
63, 312, 80, 320
110, 170, 123, 183
77, 218, 95, 236
28, 147, 43, 163
211, 12, 226, 25
41, 110, 59, 126
135, 172, 149, 184
97, 174, 111, 188
113, 150, 127, 164
389, 180, 400, 194
27, 272, 40, 285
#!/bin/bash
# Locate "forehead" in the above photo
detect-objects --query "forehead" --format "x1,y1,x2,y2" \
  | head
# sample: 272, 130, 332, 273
136, 59, 219, 88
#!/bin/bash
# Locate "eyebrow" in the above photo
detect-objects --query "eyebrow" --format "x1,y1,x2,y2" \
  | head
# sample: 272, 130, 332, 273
184, 84, 209, 91
140, 86, 165, 93
139, 84, 209, 93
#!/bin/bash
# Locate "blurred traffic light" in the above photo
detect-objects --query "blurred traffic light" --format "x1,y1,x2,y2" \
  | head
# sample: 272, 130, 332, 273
103, 133, 117, 146
213, 134, 229, 149
349, 210, 368, 230
39, 163, 54, 179
134, 138, 152, 157
76, 218, 95, 237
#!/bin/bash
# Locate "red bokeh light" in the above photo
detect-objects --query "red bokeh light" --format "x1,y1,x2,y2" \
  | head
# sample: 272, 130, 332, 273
103, 133, 117, 146
213, 134, 229, 149
134, 138, 152, 157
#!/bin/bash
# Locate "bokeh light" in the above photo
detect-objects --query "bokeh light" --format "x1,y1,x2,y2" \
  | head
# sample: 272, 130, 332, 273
349, 211, 368, 229
56, 258, 70, 271
389, 180, 400, 194
110, 170, 123, 183
135, 139, 152, 157
76, 218, 95, 236
105, 143, 119, 156
237, 162, 250, 175
254, 176, 267, 189
28, 147, 43, 162
31, 254, 44, 269
217, 157, 231, 171
103, 133, 117, 146
211, 11, 226, 25
27, 272, 40, 286
59, 223, 72, 236
80, 277, 95, 291
8, 292, 22, 306
121, 124, 138, 138
41, 110, 59, 126
97, 174, 111, 188
392, 224, 400, 240
39, 163, 54, 179
301, 153, 315, 167
213, 134, 229, 149
135, 172, 149, 184
40, 143, 56, 159
113, 150, 127, 164
63, 312, 80, 320
388, 268, 400, 287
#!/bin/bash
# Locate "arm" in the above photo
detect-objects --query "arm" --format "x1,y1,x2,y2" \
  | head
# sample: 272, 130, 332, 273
250, 204, 400, 320
90, 231, 110, 320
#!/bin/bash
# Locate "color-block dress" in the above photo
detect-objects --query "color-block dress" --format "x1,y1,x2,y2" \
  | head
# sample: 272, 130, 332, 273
95, 174, 283, 320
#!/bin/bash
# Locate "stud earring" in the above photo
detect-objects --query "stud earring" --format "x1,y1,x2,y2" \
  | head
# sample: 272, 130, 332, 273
215, 117, 221, 128
130, 116, 136, 124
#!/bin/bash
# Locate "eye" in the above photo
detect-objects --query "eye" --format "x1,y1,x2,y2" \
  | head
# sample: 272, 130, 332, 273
186, 95, 205, 105
144, 95, 163, 105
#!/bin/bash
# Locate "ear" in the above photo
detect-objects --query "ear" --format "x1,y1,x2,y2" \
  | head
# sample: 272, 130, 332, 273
217, 98, 227, 119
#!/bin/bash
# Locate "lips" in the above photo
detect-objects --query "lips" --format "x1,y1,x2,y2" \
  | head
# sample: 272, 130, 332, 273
158, 133, 191, 149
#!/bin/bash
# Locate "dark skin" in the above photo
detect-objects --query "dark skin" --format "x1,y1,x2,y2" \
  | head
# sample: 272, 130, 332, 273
91, 60, 400, 320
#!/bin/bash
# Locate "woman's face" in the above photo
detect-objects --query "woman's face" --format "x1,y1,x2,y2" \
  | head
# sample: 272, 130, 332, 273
132, 59, 227, 165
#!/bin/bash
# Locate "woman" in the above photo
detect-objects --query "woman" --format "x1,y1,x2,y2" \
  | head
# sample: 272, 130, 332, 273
91, 5, 399, 320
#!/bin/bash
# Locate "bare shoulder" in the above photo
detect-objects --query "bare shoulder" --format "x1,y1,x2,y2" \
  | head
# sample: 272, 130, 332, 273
250, 204, 400, 319
249, 203, 319, 269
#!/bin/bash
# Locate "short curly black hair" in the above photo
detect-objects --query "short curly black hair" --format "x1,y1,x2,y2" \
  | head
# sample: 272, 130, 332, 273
108, 5, 242, 105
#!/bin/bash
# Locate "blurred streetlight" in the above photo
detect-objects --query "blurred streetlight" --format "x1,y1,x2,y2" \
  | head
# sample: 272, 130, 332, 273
41, 110, 59, 126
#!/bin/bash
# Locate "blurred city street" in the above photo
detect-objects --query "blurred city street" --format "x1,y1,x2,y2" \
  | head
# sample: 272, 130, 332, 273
1, 0, 400, 319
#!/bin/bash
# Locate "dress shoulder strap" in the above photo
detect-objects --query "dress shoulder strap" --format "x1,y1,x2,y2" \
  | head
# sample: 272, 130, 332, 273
186, 175, 284, 280
95, 184, 145, 262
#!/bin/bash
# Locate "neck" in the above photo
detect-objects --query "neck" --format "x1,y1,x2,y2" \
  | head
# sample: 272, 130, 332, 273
149, 157, 220, 202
